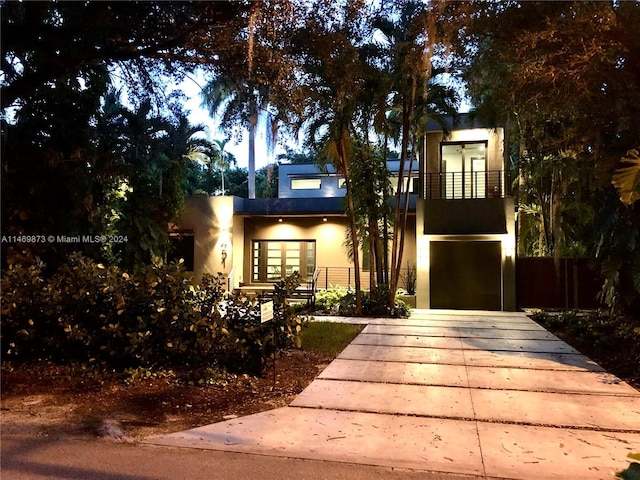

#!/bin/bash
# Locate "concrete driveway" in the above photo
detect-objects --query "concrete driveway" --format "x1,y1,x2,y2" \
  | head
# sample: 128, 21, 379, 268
144, 310, 640, 479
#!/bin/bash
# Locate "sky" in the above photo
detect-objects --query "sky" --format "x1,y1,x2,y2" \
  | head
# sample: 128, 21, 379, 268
174, 66, 471, 171
175, 70, 281, 171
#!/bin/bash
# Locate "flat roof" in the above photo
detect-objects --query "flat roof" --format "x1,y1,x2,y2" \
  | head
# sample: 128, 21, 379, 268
426, 112, 504, 132
235, 196, 417, 216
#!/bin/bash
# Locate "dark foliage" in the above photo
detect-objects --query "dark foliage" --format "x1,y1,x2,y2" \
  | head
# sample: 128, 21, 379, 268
532, 310, 640, 387
1, 253, 306, 377
2, 1, 251, 109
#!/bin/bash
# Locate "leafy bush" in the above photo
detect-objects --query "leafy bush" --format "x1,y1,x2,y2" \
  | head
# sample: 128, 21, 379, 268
0, 261, 50, 358
314, 285, 409, 318
362, 285, 410, 318
1, 253, 306, 377
315, 286, 350, 313
531, 309, 640, 385
214, 273, 307, 375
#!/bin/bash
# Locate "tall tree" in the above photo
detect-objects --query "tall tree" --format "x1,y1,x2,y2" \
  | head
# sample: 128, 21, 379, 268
93, 96, 203, 269
1, 1, 252, 110
201, 74, 270, 199
212, 139, 235, 195
256, 164, 279, 198
200, 0, 306, 199
454, 1, 640, 313
299, 2, 372, 314
370, 0, 459, 306
1, 67, 109, 267
1, 0, 256, 269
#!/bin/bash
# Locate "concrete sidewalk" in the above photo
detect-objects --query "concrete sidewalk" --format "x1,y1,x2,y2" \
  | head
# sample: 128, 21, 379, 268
144, 310, 640, 479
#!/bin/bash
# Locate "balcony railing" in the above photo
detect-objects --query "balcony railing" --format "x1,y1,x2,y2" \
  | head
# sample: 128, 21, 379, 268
424, 170, 511, 200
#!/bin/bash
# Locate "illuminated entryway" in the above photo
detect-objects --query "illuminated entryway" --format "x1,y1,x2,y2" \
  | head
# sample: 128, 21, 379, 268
252, 240, 316, 283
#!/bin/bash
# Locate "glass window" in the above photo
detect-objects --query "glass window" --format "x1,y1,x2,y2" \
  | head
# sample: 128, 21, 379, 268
391, 176, 418, 194
441, 142, 487, 199
168, 234, 195, 271
291, 178, 322, 190
252, 240, 316, 283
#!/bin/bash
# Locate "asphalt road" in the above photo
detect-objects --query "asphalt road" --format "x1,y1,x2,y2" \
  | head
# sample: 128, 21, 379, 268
1, 434, 478, 480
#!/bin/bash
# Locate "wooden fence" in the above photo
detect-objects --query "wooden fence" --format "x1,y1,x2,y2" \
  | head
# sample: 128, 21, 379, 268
516, 257, 603, 310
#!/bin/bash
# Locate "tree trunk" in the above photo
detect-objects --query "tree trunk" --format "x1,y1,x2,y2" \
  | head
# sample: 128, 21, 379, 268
369, 218, 376, 290
248, 107, 258, 199
382, 131, 390, 287
389, 95, 414, 307
394, 144, 416, 297
337, 135, 362, 315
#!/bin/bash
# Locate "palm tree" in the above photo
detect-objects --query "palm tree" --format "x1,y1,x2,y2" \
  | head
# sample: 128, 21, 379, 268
211, 139, 236, 195
201, 74, 273, 199
301, 21, 367, 314
368, 0, 460, 307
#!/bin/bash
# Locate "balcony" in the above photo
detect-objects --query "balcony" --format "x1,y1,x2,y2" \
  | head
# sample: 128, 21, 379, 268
424, 170, 512, 200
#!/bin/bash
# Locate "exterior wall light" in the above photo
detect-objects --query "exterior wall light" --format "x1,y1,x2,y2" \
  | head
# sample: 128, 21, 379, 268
502, 235, 516, 258
322, 216, 328, 222
278, 217, 283, 223
220, 242, 227, 267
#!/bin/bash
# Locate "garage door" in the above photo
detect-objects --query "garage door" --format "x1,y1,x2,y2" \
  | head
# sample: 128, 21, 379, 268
429, 241, 502, 310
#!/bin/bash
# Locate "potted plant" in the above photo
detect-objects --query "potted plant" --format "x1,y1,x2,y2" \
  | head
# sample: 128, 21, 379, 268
399, 264, 417, 307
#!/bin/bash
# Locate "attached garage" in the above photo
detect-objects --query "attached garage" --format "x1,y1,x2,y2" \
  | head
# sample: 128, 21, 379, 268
429, 240, 502, 311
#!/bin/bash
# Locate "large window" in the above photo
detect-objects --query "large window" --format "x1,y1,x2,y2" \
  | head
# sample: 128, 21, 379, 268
291, 178, 322, 190
441, 142, 487, 199
252, 240, 316, 283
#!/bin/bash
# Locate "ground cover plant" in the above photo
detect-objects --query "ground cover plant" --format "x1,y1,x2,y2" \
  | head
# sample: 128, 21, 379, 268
300, 322, 364, 357
530, 310, 640, 388
313, 286, 410, 318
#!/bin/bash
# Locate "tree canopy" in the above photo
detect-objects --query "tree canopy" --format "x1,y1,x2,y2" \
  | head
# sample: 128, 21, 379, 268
2, 1, 252, 110
2, 0, 640, 316
453, 0, 640, 314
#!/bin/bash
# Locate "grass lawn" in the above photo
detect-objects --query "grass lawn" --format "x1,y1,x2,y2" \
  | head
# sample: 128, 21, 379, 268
301, 322, 363, 357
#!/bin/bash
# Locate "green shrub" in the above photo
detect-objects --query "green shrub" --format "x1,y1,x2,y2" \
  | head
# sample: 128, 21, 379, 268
1, 253, 307, 377
215, 293, 264, 374
1, 261, 49, 358
362, 285, 410, 318
214, 272, 307, 375
532, 309, 640, 385
315, 286, 350, 313
315, 285, 409, 318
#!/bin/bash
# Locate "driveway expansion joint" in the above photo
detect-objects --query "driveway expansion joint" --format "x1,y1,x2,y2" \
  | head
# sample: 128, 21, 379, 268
145, 310, 640, 480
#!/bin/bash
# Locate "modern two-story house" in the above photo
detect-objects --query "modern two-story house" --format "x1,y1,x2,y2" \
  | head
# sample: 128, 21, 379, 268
174, 114, 516, 311
417, 116, 515, 310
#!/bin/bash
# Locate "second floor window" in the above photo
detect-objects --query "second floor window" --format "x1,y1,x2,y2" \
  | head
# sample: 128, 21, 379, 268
441, 141, 487, 199
291, 178, 322, 190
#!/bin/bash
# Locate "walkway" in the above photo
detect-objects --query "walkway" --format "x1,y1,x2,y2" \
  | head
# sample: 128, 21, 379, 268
144, 310, 640, 479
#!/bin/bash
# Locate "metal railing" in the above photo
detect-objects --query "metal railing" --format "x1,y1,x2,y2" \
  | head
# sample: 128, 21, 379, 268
424, 170, 511, 200
227, 267, 234, 291
316, 266, 415, 292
